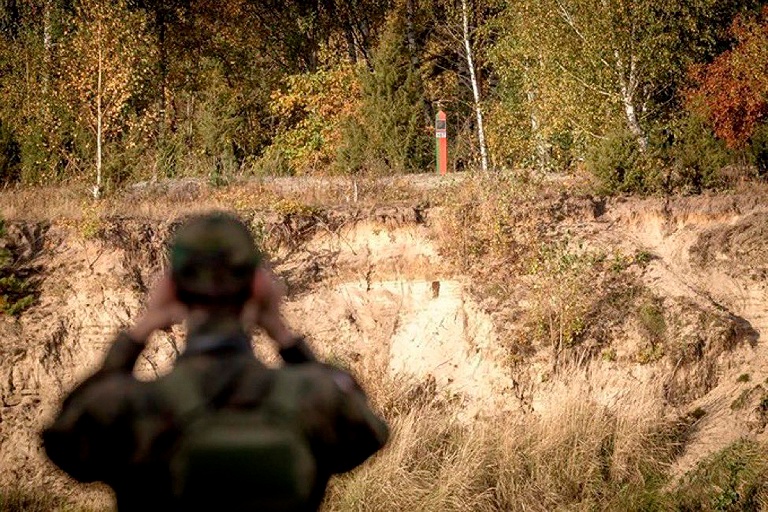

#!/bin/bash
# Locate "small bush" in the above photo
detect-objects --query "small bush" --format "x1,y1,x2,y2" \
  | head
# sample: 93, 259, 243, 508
587, 116, 738, 195
634, 250, 655, 267
249, 146, 294, 177
527, 241, 598, 350
669, 440, 768, 511
662, 114, 734, 193
747, 122, 768, 177
0, 218, 38, 316
585, 129, 662, 194
730, 387, 755, 410
638, 299, 666, 344
0, 119, 20, 184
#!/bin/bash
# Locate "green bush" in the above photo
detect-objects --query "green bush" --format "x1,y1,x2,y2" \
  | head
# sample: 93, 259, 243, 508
0, 219, 37, 317
0, 119, 20, 184
586, 129, 661, 194
248, 146, 294, 177
669, 440, 768, 511
662, 114, 734, 193
587, 116, 737, 195
638, 299, 667, 344
748, 122, 768, 178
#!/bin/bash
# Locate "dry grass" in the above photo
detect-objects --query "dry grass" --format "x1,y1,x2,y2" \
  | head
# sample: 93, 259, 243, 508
0, 173, 463, 223
324, 366, 681, 512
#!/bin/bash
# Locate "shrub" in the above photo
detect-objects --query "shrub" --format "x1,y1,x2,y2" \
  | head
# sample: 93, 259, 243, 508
747, 122, 768, 177
0, 219, 38, 317
527, 241, 596, 350
587, 116, 738, 195
638, 299, 666, 344
662, 114, 735, 193
0, 119, 20, 184
669, 440, 768, 511
585, 129, 661, 194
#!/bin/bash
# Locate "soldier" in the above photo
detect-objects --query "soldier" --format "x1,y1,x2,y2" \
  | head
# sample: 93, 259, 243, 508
43, 212, 389, 511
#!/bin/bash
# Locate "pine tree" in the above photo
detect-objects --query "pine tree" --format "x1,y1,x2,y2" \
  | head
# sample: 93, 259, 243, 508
337, 11, 431, 174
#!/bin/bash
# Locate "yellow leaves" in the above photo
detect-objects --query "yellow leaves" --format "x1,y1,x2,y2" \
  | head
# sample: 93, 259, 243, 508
270, 65, 361, 120
265, 65, 364, 174
59, 0, 152, 140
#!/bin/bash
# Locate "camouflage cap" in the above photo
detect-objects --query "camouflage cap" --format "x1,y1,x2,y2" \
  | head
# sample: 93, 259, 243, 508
169, 212, 262, 305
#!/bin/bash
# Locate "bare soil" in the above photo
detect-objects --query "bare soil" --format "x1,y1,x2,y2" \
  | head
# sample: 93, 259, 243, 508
1, 181, 767, 506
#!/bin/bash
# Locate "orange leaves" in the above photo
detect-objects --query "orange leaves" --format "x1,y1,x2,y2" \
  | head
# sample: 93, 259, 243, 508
686, 7, 768, 148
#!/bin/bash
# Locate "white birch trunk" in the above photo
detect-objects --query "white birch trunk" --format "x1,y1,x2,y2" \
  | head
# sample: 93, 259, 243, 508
94, 27, 103, 199
527, 86, 549, 172
615, 51, 648, 151
43, 0, 53, 94
462, 0, 489, 172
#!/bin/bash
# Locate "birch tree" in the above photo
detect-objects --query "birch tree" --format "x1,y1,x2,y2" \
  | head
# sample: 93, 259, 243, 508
423, 0, 493, 171
492, 0, 755, 154
461, 0, 488, 171
62, 0, 151, 197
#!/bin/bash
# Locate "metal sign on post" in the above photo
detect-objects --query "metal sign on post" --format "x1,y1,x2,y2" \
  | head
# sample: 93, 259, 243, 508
435, 110, 447, 176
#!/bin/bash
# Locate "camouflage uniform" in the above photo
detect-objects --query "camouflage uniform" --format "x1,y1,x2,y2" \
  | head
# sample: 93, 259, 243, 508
42, 213, 389, 511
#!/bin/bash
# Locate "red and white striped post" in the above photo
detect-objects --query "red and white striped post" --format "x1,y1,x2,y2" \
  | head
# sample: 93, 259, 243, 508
435, 110, 447, 176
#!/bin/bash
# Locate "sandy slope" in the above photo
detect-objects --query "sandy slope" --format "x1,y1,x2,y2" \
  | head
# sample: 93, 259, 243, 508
596, 196, 768, 477
1, 190, 767, 502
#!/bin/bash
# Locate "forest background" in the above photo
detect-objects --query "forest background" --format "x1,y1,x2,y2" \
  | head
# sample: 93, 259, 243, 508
1, 0, 768, 195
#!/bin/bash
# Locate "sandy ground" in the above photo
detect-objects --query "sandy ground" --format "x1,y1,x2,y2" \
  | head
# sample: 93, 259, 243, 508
1, 189, 767, 501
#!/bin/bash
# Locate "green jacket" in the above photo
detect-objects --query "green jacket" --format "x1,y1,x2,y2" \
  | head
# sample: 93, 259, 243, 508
42, 331, 389, 511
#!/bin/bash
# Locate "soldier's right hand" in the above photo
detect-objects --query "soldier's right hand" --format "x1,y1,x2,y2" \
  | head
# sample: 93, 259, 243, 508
128, 272, 187, 342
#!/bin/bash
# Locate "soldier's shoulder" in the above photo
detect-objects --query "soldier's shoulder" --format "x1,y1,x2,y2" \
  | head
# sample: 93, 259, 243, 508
281, 363, 362, 397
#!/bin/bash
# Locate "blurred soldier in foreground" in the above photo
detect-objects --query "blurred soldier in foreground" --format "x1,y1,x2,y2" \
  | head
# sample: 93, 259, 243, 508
42, 212, 389, 511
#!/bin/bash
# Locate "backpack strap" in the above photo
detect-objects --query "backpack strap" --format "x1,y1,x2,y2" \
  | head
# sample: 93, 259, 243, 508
153, 355, 250, 425
154, 364, 205, 421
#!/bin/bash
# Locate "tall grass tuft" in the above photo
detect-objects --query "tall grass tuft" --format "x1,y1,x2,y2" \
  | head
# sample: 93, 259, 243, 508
325, 369, 685, 511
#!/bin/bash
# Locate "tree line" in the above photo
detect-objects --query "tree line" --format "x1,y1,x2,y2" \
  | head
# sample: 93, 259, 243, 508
0, 0, 766, 194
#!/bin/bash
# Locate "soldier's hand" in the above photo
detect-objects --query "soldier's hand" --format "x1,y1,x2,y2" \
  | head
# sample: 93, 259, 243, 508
243, 267, 296, 349
128, 272, 187, 342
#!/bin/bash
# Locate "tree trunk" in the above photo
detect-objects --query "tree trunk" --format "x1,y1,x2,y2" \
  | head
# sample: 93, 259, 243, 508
157, 9, 167, 135
94, 27, 103, 199
462, 0, 489, 172
153, 6, 167, 181
42, 0, 53, 94
615, 51, 648, 151
527, 86, 549, 172
620, 88, 647, 151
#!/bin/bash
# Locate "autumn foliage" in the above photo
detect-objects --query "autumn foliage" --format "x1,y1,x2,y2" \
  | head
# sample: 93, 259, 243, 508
686, 7, 768, 148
